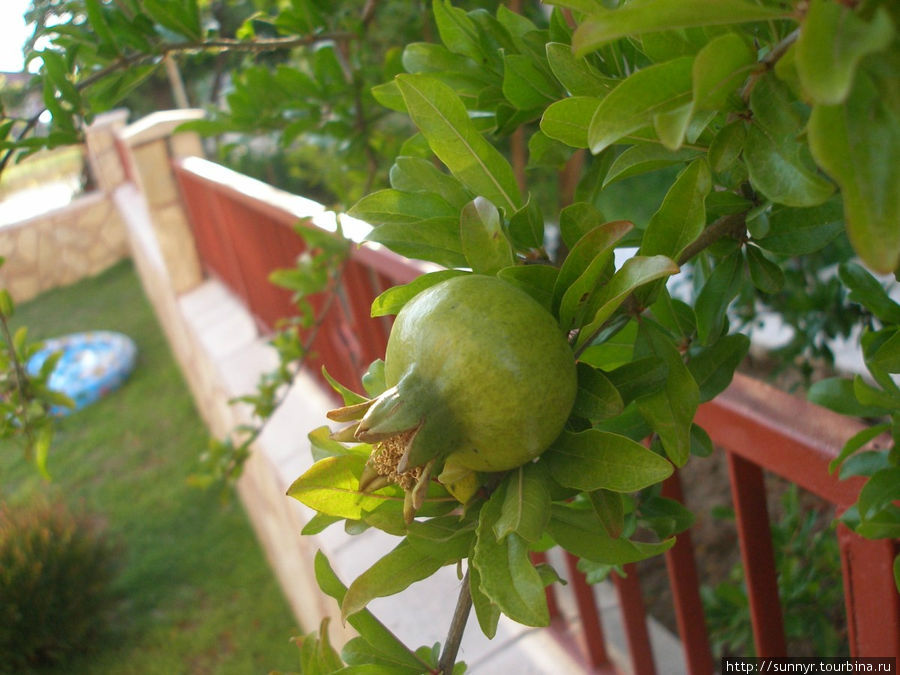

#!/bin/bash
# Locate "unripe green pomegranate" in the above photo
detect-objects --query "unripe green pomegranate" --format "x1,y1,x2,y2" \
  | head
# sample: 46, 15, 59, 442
329, 274, 577, 519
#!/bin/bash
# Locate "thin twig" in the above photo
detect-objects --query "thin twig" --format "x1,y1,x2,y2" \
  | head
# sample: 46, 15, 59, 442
0, 30, 355, 175
740, 28, 800, 102
437, 571, 472, 675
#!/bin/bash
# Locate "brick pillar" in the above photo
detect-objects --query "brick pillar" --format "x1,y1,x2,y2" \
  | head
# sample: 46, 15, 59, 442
115, 109, 205, 294
83, 109, 129, 192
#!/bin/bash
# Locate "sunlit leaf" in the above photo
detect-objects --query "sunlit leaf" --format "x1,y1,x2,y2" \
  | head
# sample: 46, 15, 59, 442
371, 271, 468, 317
545, 429, 673, 492
587, 57, 694, 154
396, 74, 521, 214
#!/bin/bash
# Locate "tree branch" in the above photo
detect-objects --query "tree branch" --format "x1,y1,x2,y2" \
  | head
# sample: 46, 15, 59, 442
740, 28, 800, 102
677, 211, 747, 266
438, 571, 472, 675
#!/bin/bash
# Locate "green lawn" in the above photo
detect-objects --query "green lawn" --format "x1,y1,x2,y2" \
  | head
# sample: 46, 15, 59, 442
1, 261, 300, 674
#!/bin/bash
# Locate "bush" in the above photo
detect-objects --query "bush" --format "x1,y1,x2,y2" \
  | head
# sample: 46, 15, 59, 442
0, 498, 120, 671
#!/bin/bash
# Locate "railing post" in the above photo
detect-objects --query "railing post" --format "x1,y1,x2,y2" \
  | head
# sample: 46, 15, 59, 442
727, 453, 787, 657
115, 109, 206, 294
661, 472, 714, 675
839, 527, 900, 657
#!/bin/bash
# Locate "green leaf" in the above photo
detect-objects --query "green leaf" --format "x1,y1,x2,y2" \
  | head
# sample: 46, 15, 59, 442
560, 223, 641, 331
308, 426, 370, 461
402, 41, 493, 86
808, 65, 900, 274
0, 289, 13, 317
575, 255, 681, 349
870, 330, 900, 374
460, 197, 515, 275
314, 552, 433, 673
547, 504, 675, 564
527, 130, 573, 170
396, 74, 521, 214
305, 514, 346, 540
604, 144, 700, 188
546, 42, 611, 97
468, 560, 501, 639
589, 489, 625, 538
349, 189, 456, 225
639, 495, 696, 539
322, 367, 368, 405
754, 199, 844, 256
745, 75, 835, 208
362, 360, 386, 398
691, 32, 755, 112
508, 196, 545, 250
639, 158, 712, 261
545, 429, 673, 492
503, 53, 560, 110
84, 0, 119, 54
389, 157, 473, 209
559, 201, 607, 250
497, 265, 558, 312
853, 375, 900, 410
694, 249, 744, 345
606, 356, 669, 406
708, 121, 746, 174
827, 424, 891, 475
745, 244, 784, 293
540, 96, 602, 148
473, 488, 549, 627
371, 271, 468, 317
287, 456, 403, 520
433, 0, 496, 69
688, 333, 750, 402
796, 1, 894, 106
573, 363, 625, 420
341, 539, 447, 620
406, 515, 476, 562
635, 321, 699, 466
142, 0, 202, 40
857, 468, 900, 520
494, 465, 551, 543
366, 221, 468, 269
839, 262, 900, 325
553, 220, 632, 316
587, 56, 694, 154
572, 0, 787, 57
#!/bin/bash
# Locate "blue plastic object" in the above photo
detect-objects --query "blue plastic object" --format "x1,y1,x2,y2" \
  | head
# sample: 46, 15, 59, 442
26, 331, 137, 415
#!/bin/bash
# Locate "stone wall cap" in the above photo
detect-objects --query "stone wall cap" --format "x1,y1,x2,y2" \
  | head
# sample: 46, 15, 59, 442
117, 109, 205, 146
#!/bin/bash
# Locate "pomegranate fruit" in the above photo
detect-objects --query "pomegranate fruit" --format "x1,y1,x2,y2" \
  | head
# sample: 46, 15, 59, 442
329, 274, 577, 519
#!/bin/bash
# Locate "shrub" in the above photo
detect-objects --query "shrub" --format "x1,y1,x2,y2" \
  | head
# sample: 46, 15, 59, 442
0, 498, 120, 670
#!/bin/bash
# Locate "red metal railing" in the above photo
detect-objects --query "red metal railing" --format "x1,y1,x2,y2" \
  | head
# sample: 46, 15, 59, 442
171, 157, 899, 673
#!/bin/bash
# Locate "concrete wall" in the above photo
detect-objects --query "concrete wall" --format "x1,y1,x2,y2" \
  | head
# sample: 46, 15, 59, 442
0, 110, 131, 303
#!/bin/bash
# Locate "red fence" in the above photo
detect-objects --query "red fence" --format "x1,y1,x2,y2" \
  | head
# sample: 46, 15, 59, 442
172, 157, 899, 673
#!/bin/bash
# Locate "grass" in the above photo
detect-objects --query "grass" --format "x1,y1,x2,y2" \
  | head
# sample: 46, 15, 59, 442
1, 261, 301, 674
